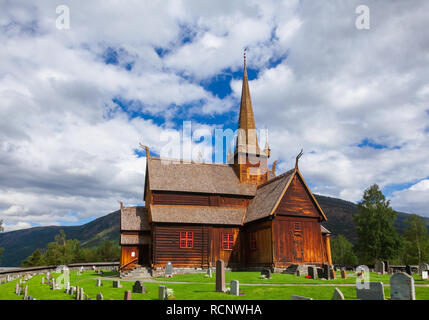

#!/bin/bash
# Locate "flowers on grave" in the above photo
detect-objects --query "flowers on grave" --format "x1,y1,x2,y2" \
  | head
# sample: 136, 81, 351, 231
166, 288, 175, 300
259, 275, 267, 279
305, 275, 312, 279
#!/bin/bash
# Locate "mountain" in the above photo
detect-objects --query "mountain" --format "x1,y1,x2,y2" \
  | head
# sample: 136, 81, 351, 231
1, 196, 428, 267
315, 194, 429, 241
0, 210, 120, 267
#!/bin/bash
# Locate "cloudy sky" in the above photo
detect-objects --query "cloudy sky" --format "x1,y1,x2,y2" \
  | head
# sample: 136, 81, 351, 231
1, 0, 428, 231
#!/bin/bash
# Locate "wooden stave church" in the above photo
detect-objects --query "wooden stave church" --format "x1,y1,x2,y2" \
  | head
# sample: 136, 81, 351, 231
119, 56, 332, 272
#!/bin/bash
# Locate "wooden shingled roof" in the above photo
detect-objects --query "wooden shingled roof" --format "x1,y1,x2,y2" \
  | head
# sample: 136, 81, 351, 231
149, 204, 246, 225
244, 169, 295, 223
146, 157, 257, 196
120, 206, 150, 231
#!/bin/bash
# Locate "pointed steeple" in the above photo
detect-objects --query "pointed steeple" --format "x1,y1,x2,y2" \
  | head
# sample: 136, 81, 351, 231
236, 49, 259, 154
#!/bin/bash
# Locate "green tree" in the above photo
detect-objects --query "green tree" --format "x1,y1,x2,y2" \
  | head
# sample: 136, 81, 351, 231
95, 240, 121, 262
22, 248, 45, 267
353, 184, 402, 264
401, 214, 429, 265
331, 234, 358, 265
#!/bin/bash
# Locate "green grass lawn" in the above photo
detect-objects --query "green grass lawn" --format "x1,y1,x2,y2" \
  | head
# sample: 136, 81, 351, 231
1, 270, 428, 300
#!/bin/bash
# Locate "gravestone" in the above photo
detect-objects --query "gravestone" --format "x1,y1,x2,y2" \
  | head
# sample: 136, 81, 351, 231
261, 268, 271, 279
159, 285, 167, 300
206, 269, 212, 278
388, 267, 394, 275
96, 279, 102, 287
41, 277, 44, 284
331, 288, 344, 300
65, 282, 70, 293
341, 270, 347, 279
96, 292, 103, 300
124, 290, 132, 300
79, 288, 84, 300
23, 285, 28, 300
80, 266, 84, 273
230, 280, 239, 296
291, 295, 313, 300
296, 270, 301, 277
165, 262, 173, 277
405, 265, 412, 276
70, 286, 75, 295
390, 272, 415, 300
15, 282, 20, 295
308, 266, 316, 279
356, 282, 385, 300
421, 270, 428, 280
375, 260, 385, 274
317, 268, 324, 279
384, 261, 389, 273
76, 286, 80, 300
323, 265, 331, 280
132, 280, 146, 294
216, 260, 226, 292
113, 280, 123, 288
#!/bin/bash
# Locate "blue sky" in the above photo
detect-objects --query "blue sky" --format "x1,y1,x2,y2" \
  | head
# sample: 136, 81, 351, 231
1, 0, 429, 231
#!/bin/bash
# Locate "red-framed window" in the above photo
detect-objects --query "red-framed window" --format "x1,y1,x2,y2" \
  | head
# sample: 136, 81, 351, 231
180, 231, 193, 248
250, 232, 257, 251
222, 233, 234, 250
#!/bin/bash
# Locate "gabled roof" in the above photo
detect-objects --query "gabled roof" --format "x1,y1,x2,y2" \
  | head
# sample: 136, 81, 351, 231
244, 169, 295, 223
244, 168, 328, 223
120, 206, 150, 231
149, 204, 246, 225
146, 157, 257, 196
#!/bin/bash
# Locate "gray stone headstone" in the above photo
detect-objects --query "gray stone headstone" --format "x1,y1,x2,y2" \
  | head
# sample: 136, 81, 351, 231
308, 266, 316, 279
291, 295, 313, 300
96, 279, 102, 287
65, 282, 70, 293
421, 270, 428, 280
79, 287, 84, 300
159, 285, 167, 300
375, 260, 385, 274
113, 280, 123, 288
15, 282, 20, 295
41, 277, 45, 284
261, 268, 272, 279
323, 265, 331, 280
332, 287, 344, 300
216, 260, 226, 292
405, 265, 412, 276
70, 286, 75, 295
96, 292, 103, 300
207, 269, 212, 278
132, 280, 146, 294
356, 281, 385, 300
230, 280, 239, 296
76, 286, 80, 300
124, 290, 132, 300
165, 262, 173, 277
390, 272, 415, 300
23, 285, 28, 299
51, 278, 56, 290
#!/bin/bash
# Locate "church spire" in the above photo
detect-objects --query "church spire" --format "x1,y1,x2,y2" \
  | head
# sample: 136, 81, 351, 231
236, 49, 259, 154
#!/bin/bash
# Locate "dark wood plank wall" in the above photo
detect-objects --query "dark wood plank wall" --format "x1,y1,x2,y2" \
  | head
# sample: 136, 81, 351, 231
275, 174, 320, 218
152, 224, 207, 268
209, 226, 241, 267
243, 220, 273, 266
272, 173, 327, 266
152, 191, 249, 207
272, 216, 325, 267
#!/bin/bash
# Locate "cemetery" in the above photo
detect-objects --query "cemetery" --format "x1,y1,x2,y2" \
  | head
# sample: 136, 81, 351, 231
1, 260, 429, 300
